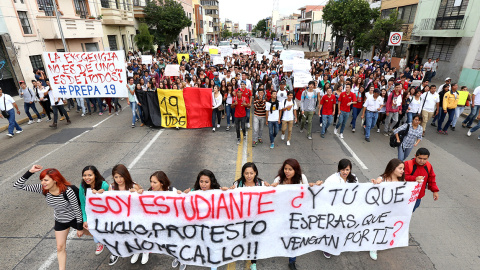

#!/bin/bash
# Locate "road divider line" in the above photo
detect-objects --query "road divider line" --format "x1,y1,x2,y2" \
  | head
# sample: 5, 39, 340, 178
338, 137, 368, 170
128, 129, 164, 170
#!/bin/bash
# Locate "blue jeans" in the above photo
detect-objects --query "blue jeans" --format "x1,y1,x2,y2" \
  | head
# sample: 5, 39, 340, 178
6, 108, 22, 135
452, 106, 465, 127
24, 102, 40, 120
268, 121, 279, 143
86, 98, 96, 113
462, 105, 480, 127
398, 145, 413, 161
365, 111, 379, 139
289, 257, 296, 263
351, 107, 361, 128
246, 108, 250, 123
76, 98, 86, 114
97, 98, 104, 113
438, 108, 455, 131
130, 102, 140, 125
470, 120, 480, 133
335, 111, 350, 134
226, 104, 232, 125
413, 198, 422, 212
321, 114, 333, 135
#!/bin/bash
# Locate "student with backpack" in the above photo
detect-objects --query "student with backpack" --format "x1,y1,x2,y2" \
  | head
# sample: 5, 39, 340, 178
279, 91, 297, 146
404, 148, 439, 212
300, 81, 318, 140
14, 165, 84, 270
393, 114, 423, 161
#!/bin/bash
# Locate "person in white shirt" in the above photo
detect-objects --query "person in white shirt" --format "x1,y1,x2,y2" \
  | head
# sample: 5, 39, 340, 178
399, 56, 407, 73
420, 85, 439, 136
462, 85, 480, 128
431, 58, 439, 80
237, 72, 252, 90
362, 89, 384, 142
0, 87, 23, 137
19, 81, 41, 124
424, 58, 433, 82
265, 91, 280, 149
48, 86, 71, 128
407, 89, 423, 124
276, 80, 288, 104
279, 91, 297, 146
324, 158, 359, 184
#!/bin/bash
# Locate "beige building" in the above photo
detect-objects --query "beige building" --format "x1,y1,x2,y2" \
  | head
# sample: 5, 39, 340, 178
0, 0, 103, 96
201, 0, 219, 43
276, 14, 299, 43
96, 0, 135, 53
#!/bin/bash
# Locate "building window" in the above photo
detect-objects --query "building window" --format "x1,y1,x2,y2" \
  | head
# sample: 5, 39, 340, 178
107, 35, 118, 51
37, 0, 55, 16
427, 37, 458, 61
381, 8, 395, 19
29, 55, 44, 71
185, 35, 188, 42
18, 11, 32, 34
73, 0, 89, 18
200, 20, 203, 28
397, 4, 417, 24
435, 0, 469, 30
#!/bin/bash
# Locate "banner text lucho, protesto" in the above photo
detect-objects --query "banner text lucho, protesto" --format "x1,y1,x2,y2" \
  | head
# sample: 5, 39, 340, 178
86, 183, 421, 267
43, 51, 128, 98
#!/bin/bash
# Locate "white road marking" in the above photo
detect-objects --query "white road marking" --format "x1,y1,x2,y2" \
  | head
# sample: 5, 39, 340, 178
38, 230, 76, 270
128, 129, 164, 170
338, 137, 369, 170
242, 132, 248, 165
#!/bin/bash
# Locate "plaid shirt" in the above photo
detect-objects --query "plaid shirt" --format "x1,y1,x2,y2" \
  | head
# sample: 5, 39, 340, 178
394, 123, 423, 149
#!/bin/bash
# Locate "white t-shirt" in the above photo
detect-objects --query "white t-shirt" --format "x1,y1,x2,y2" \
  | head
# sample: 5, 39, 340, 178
408, 97, 422, 114
277, 89, 288, 103
473, 86, 480, 105
0, 94, 15, 111
265, 102, 280, 122
363, 95, 384, 112
280, 99, 297, 121
420, 91, 439, 113
49, 90, 64, 106
273, 174, 308, 184
324, 172, 358, 184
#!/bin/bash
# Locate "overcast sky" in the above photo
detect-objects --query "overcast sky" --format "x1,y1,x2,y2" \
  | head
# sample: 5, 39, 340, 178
219, 0, 328, 30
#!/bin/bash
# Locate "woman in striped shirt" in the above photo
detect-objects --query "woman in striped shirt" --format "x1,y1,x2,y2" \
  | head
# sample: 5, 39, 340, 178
13, 165, 83, 270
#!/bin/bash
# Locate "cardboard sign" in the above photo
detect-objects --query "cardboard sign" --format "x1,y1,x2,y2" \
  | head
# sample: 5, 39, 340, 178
209, 48, 219, 55
220, 47, 233, 57
294, 73, 312, 88
211, 55, 223, 66
86, 183, 417, 267
164, 65, 180, 77
281, 50, 304, 61
141, 55, 153, 65
43, 51, 127, 98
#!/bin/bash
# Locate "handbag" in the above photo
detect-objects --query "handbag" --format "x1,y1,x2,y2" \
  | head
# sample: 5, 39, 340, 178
214, 95, 224, 111
389, 124, 410, 148
1, 96, 10, 118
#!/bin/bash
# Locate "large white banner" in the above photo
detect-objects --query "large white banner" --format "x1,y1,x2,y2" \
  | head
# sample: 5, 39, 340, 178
220, 47, 234, 57
294, 73, 313, 88
211, 55, 224, 66
280, 50, 304, 61
86, 183, 419, 267
43, 51, 128, 98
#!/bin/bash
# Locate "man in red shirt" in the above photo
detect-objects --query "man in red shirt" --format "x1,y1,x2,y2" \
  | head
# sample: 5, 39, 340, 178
232, 89, 250, 144
404, 148, 439, 212
319, 87, 336, 138
234, 81, 253, 128
334, 84, 357, 139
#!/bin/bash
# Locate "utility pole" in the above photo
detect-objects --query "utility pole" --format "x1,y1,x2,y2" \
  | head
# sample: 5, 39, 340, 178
55, 5, 68, 52
309, 12, 314, 49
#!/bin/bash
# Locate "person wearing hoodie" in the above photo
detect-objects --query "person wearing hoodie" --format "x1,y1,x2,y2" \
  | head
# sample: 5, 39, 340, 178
437, 83, 459, 135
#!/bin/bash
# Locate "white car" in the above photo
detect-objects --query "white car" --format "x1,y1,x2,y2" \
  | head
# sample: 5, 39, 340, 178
270, 41, 282, 51
273, 46, 284, 52
218, 41, 230, 47
238, 42, 248, 48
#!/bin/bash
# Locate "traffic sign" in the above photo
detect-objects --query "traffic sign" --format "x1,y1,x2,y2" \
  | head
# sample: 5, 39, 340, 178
388, 32, 403, 46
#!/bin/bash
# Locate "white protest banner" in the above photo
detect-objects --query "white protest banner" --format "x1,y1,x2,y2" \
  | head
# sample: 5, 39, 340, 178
411, 80, 422, 87
141, 55, 153, 65
294, 73, 313, 88
220, 47, 233, 57
281, 50, 305, 61
283, 60, 294, 72
86, 183, 418, 268
164, 64, 180, 77
293, 58, 311, 74
43, 51, 127, 98
211, 55, 223, 66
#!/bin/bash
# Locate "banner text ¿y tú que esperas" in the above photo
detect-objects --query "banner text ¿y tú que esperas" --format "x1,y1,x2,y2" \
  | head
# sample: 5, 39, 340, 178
43, 51, 128, 98
86, 182, 421, 267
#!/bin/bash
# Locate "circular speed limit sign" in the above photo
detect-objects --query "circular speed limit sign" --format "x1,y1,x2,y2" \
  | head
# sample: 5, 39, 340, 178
388, 32, 403, 46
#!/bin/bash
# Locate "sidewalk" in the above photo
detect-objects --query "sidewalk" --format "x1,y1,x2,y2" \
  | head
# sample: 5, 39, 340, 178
0, 96, 47, 133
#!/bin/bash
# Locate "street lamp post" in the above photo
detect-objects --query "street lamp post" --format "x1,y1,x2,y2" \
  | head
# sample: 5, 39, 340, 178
55, 5, 68, 52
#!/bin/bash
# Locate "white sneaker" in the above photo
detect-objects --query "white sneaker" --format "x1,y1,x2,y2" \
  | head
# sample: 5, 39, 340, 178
81, 113, 85, 117
212, 128, 215, 132
37, 119, 42, 123
172, 259, 180, 268
320, 123, 323, 127
369, 250, 377, 261
6, 133, 13, 137
340, 133, 344, 139
281, 134, 285, 140
247, 123, 250, 128
141, 252, 149, 264
334, 128, 338, 135
27, 120, 33, 125
108, 255, 119, 265
216, 124, 220, 128
467, 129, 472, 136
179, 263, 186, 270
16, 130, 23, 134
287, 140, 290, 146
131, 253, 140, 264
377, 128, 380, 133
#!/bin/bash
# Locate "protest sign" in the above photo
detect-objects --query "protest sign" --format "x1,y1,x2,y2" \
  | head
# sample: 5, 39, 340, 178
294, 73, 312, 88
177, 54, 190, 64
283, 60, 294, 72
141, 55, 152, 65
234, 47, 253, 55
220, 47, 233, 57
43, 51, 127, 98
164, 65, 180, 77
209, 48, 219, 55
211, 55, 224, 66
280, 50, 304, 61
457, 91, 469, 106
157, 89, 187, 128
293, 59, 311, 74
86, 182, 417, 267
411, 80, 422, 87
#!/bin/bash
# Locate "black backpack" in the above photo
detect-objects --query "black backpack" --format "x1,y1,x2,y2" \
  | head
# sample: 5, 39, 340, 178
63, 185, 82, 209
390, 124, 410, 148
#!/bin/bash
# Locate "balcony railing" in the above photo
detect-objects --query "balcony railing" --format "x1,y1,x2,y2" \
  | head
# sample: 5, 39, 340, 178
415, 17, 466, 33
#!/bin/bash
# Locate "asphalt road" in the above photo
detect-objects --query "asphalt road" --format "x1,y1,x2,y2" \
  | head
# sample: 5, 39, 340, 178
0, 39, 479, 270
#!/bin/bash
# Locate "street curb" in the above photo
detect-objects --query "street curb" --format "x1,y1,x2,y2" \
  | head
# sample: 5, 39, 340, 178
0, 113, 42, 133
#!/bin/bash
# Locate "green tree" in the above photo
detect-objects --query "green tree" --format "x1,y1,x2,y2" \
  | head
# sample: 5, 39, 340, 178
221, 29, 232, 39
144, 0, 192, 46
233, 32, 241, 38
134, 23, 154, 53
322, 0, 379, 48
355, 11, 404, 53
252, 18, 268, 37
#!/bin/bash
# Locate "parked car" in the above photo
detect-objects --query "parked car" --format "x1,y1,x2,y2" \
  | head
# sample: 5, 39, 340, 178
273, 45, 284, 52
270, 41, 282, 51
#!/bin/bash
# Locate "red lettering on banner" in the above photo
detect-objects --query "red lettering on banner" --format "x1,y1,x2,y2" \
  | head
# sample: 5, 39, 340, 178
243, 192, 260, 217
195, 194, 212, 220
258, 190, 276, 214
139, 195, 156, 214
291, 186, 304, 208
88, 197, 108, 213
182, 196, 196, 221
216, 193, 231, 219
166, 196, 184, 217
153, 196, 170, 214
229, 193, 244, 219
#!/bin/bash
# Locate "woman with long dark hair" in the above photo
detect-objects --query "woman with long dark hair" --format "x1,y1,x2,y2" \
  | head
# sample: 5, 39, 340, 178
79, 165, 109, 255
14, 165, 83, 270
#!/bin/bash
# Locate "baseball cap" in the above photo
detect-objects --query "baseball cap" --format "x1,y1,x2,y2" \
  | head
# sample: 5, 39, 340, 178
445, 77, 451, 81
214, 72, 219, 76
19, 80, 25, 84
